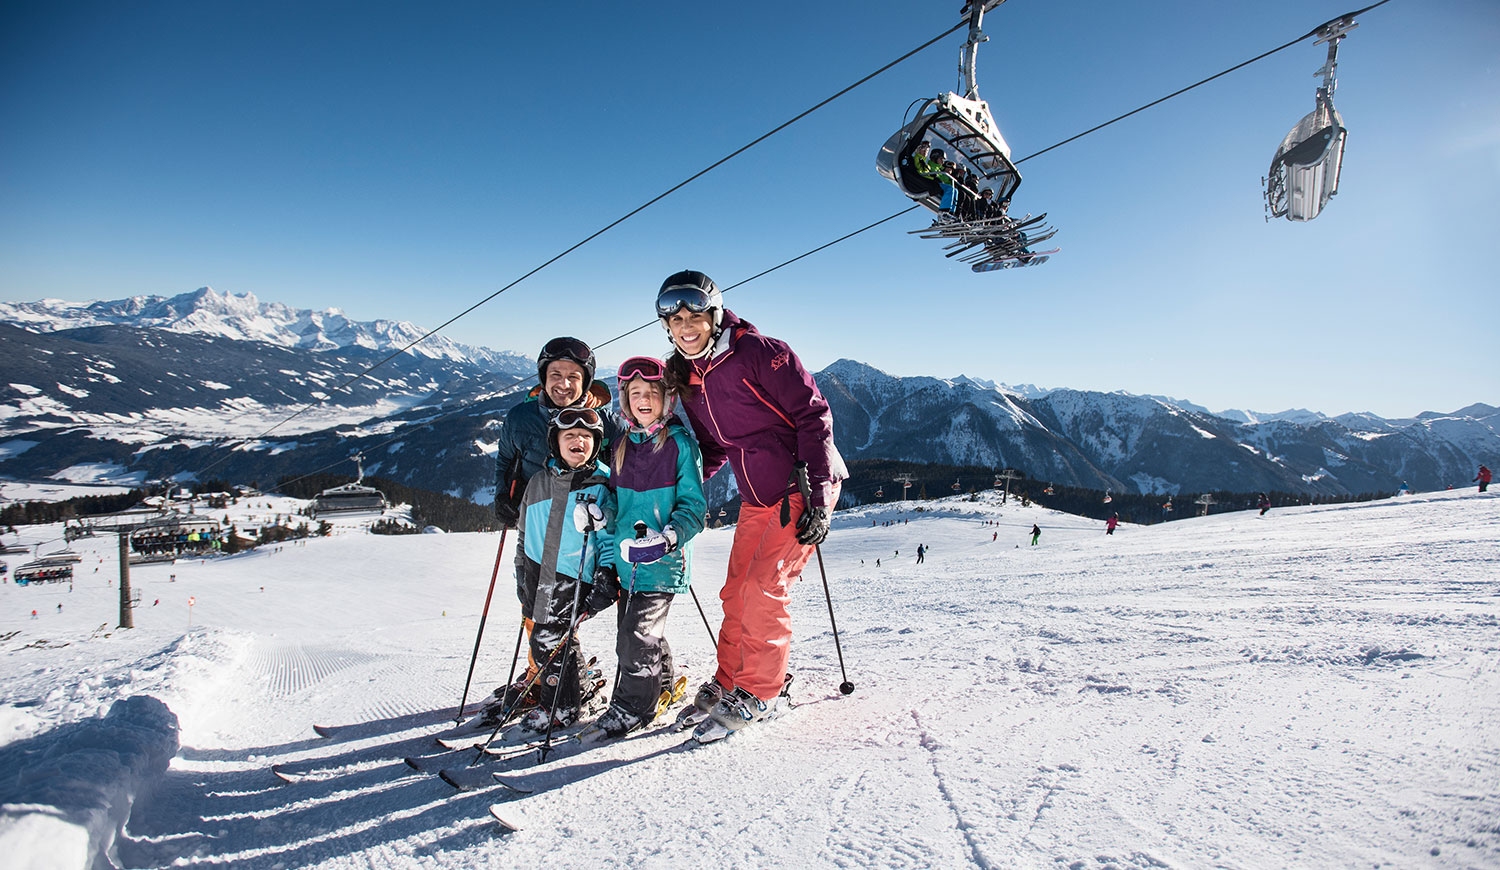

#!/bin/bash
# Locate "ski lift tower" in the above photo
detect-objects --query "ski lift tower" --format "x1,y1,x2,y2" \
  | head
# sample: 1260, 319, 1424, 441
894, 473, 916, 502
995, 468, 1022, 504
1195, 493, 1216, 517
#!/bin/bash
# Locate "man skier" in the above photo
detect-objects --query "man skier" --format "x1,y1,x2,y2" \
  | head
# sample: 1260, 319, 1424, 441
485, 337, 622, 719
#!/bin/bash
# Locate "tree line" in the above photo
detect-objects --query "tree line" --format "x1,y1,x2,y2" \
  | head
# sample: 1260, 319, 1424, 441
0, 489, 146, 526
837, 460, 1391, 525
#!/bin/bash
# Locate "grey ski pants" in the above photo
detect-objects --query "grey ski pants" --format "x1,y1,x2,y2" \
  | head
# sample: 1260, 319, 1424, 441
613, 590, 675, 720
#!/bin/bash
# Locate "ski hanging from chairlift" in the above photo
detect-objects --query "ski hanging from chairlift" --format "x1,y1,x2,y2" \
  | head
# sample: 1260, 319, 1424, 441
1264, 13, 1359, 222
876, 1, 1057, 272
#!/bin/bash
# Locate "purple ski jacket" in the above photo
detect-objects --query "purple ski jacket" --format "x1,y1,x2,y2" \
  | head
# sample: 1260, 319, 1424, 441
678, 309, 847, 509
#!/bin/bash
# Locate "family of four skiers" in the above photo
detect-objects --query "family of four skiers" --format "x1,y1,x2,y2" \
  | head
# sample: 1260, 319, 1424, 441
489, 270, 846, 741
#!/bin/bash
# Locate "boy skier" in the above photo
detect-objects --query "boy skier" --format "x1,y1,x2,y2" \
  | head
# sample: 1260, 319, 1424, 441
514, 408, 616, 731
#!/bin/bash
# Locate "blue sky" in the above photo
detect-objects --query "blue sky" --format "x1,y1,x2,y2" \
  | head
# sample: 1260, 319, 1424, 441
2, 0, 1496, 418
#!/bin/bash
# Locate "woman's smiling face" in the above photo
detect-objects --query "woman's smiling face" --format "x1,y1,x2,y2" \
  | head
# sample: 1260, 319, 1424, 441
667, 309, 714, 356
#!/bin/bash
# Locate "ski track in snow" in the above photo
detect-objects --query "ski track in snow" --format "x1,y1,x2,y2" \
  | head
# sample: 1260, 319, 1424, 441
1, 491, 1498, 868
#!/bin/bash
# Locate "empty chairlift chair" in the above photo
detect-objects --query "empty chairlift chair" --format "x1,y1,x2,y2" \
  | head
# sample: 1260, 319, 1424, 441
1265, 15, 1358, 222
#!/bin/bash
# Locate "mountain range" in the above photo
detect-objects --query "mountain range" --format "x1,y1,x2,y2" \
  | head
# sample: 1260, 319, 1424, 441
1, 288, 1493, 506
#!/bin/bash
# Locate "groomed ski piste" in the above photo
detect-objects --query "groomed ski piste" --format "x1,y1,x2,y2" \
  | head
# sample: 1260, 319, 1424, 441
1, 488, 1497, 869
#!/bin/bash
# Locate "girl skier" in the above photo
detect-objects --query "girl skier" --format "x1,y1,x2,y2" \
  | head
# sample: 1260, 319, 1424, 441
585, 356, 707, 737
514, 408, 615, 731
654, 270, 847, 738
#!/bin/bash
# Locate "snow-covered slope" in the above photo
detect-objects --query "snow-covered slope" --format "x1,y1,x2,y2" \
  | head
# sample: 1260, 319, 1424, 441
2, 489, 1496, 868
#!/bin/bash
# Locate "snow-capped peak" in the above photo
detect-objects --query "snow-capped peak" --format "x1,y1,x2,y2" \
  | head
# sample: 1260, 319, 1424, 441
0, 286, 523, 368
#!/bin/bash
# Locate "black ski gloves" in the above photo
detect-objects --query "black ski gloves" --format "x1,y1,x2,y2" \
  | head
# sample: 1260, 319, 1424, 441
494, 499, 519, 530
796, 505, 830, 546
583, 565, 620, 617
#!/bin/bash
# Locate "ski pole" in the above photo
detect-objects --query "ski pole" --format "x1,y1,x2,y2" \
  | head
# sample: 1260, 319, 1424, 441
455, 526, 509, 722
687, 584, 717, 648
469, 617, 580, 760
796, 462, 854, 696
539, 494, 600, 763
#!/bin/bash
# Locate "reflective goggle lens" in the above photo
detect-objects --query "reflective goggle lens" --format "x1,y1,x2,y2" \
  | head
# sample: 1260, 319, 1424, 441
655, 285, 715, 318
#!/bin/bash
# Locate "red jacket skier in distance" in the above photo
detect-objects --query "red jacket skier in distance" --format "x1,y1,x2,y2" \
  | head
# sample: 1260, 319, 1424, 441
675, 308, 847, 509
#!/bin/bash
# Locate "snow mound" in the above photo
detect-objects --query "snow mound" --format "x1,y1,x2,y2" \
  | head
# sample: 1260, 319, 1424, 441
0, 695, 179, 870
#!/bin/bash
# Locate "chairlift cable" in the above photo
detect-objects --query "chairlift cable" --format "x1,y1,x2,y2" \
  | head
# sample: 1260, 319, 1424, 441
188, 24, 970, 482
159, 3, 1400, 489
267, 207, 924, 494
1016, 0, 1392, 166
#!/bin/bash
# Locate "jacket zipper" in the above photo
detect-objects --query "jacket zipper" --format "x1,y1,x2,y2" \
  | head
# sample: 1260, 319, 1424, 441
699, 347, 765, 506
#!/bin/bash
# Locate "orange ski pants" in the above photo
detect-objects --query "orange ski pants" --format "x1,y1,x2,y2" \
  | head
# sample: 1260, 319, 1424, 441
713, 493, 817, 702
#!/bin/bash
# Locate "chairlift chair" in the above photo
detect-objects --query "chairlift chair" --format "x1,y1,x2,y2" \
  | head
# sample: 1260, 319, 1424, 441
311, 453, 389, 517
875, 1, 1056, 271
1265, 16, 1357, 222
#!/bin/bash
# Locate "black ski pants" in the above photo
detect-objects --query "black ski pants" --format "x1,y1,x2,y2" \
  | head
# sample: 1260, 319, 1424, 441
612, 591, 675, 720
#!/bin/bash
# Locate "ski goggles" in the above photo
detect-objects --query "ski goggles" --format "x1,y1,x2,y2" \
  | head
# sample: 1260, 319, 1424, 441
655, 284, 716, 318
552, 407, 603, 432
617, 356, 666, 383
539, 336, 593, 367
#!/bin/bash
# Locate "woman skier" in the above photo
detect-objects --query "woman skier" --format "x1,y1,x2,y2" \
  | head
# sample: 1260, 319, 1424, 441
655, 270, 847, 739
586, 356, 707, 737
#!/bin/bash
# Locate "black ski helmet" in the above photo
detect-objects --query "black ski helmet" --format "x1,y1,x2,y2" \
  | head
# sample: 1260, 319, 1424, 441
548, 407, 606, 467
655, 270, 723, 332
536, 336, 596, 397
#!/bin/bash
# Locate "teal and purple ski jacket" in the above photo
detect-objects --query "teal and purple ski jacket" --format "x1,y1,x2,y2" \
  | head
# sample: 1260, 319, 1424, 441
610, 417, 707, 594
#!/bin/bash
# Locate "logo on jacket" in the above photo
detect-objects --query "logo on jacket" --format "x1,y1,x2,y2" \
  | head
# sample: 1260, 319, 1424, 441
770, 350, 790, 370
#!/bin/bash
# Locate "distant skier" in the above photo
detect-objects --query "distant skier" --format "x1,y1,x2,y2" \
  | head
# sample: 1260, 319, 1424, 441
992, 531, 997, 541
1397, 481, 1410, 496
916, 544, 925, 564
1106, 514, 1119, 535
1258, 494, 1271, 516
1475, 465, 1491, 493
1030, 524, 1041, 546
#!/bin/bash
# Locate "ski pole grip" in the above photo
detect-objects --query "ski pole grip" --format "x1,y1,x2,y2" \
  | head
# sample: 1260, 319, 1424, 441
794, 461, 813, 505
634, 521, 648, 539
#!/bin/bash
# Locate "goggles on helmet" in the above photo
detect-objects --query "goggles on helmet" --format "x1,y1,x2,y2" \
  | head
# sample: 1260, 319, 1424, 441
552, 407, 603, 432
617, 356, 666, 383
539, 336, 593, 368
655, 284, 717, 319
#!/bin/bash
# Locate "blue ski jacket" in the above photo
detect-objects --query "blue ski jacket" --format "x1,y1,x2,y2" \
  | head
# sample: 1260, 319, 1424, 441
515, 457, 616, 625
